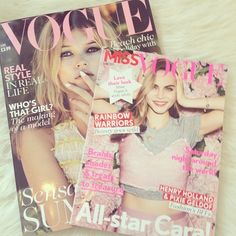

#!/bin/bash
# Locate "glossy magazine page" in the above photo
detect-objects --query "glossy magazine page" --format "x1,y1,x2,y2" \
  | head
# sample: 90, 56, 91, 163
0, 0, 159, 234
71, 48, 227, 236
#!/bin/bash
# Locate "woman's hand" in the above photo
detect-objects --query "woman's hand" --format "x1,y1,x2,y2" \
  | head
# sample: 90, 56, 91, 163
79, 71, 109, 99
65, 77, 94, 136
64, 72, 117, 135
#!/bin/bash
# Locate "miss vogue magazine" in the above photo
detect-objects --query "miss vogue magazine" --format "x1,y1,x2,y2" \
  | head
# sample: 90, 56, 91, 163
71, 49, 227, 236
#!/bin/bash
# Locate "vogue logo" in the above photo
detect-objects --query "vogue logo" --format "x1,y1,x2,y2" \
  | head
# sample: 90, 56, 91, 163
0, 0, 154, 54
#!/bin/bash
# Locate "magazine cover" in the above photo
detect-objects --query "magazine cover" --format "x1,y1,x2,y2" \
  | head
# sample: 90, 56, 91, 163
71, 48, 227, 236
0, 0, 160, 234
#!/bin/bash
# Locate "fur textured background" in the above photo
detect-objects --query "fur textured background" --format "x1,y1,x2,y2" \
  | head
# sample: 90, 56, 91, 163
0, 0, 236, 235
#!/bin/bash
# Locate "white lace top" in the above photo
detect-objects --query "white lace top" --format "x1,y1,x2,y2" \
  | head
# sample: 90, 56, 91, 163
53, 120, 84, 186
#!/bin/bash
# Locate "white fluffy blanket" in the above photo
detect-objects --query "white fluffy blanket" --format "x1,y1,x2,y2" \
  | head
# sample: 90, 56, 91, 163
0, 0, 236, 235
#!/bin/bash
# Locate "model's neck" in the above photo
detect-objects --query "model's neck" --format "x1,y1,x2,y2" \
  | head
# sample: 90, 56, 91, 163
147, 108, 170, 130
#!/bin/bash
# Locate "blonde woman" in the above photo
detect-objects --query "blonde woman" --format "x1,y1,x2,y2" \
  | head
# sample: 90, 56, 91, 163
81, 58, 225, 235
16, 12, 117, 231
115, 59, 224, 235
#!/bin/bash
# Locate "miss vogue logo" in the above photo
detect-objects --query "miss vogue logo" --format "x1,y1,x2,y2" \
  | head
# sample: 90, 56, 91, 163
104, 49, 226, 85
104, 49, 140, 66
0, 0, 153, 55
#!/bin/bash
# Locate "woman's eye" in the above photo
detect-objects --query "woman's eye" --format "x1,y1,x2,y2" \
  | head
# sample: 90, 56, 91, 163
153, 85, 158, 90
60, 51, 73, 58
86, 47, 101, 53
166, 87, 174, 91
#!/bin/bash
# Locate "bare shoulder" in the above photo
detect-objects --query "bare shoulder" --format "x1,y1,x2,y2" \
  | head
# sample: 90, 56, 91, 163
20, 127, 54, 143
18, 127, 55, 158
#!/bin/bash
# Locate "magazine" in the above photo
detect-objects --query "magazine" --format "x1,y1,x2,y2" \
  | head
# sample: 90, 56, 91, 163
0, 0, 159, 234
71, 48, 227, 236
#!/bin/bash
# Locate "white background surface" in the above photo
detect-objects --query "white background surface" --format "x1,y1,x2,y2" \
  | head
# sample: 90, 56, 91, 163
0, 0, 236, 235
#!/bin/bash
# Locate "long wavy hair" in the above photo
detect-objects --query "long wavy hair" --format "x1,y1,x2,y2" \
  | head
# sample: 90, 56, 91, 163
13, 11, 119, 158
111, 58, 179, 142
33, 11, 119, 126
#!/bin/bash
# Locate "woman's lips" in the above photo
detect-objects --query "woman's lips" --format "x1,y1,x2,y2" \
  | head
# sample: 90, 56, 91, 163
153, 101, 168, 107
75, 70, 94, 79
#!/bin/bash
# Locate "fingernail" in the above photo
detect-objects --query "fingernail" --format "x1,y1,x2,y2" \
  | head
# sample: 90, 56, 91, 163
65, 83, 71, 87
80, 71, 86, 77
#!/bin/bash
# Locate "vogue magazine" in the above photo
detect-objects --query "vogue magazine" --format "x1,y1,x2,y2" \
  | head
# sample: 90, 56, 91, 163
71, 48, 227, 236
0, 0, 159, 233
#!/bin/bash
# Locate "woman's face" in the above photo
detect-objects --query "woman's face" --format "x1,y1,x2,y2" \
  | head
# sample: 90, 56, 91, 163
146, 70, 177, 114
58, 28, 101, 89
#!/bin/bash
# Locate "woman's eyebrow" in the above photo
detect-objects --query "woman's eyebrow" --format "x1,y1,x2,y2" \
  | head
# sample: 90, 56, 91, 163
154, 84, 175, 87
87, 40, 97, 45
61, 44, 71, 48
62, 41, 96, 48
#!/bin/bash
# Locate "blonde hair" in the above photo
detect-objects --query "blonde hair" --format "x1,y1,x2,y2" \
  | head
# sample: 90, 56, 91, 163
132, 59, 179, 126
131, 66, 156, 126
33, 12, 119, 126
